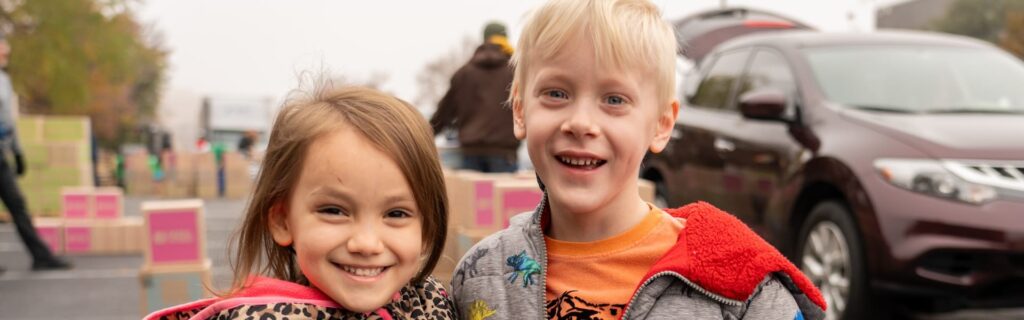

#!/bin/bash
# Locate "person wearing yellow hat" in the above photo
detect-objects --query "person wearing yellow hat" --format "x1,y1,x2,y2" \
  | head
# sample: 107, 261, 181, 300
430, 21, 519, 173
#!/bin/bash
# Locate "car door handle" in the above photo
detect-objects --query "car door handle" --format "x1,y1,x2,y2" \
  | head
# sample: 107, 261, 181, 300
714, 138, 735, 153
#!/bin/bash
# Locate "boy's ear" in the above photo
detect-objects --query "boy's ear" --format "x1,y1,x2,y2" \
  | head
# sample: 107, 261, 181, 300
649, 99, 680, 153
511, 86, 527, 140
268, 201, 294, 247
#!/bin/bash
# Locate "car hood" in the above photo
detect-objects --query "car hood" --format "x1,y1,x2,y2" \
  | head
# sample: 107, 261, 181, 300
840, 109, 1024, 160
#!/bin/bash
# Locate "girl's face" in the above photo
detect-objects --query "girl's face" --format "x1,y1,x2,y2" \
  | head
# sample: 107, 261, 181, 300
270, 127, 424, 313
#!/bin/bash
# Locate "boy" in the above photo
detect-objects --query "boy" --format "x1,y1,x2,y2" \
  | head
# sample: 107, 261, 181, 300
450, 0, 827, 319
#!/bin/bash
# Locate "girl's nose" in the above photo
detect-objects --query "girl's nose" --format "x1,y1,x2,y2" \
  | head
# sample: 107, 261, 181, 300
346, 225, 385, 255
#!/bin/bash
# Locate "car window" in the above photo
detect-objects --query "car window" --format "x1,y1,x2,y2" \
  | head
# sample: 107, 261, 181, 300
805, 45, 1024, 113
739, 50, 795, 99
737, 49, 797, 112
689, 49, 751, 111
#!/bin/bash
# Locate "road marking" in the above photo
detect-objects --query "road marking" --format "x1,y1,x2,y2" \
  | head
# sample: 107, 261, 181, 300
0, 266, 231, 282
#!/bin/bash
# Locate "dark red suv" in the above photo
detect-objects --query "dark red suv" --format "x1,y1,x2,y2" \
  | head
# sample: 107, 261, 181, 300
643, 29, 1024, 319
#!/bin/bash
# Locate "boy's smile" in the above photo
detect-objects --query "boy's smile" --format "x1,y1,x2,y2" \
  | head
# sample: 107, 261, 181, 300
513, 33, 678, 241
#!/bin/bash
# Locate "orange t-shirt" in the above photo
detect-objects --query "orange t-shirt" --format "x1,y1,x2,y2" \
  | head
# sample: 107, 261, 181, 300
544, 206, 685, 320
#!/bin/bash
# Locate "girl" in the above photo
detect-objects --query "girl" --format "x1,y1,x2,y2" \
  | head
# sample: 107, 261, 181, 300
146, 85, 456, 320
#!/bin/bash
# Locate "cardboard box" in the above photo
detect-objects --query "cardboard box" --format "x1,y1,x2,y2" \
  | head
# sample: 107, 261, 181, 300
447, 171, 519, 232
124, 217, 145, 253
33, 218, 64, 254
61, 187, 92, 219
139, 260, 213, 315
94, 187, 124, 219
143, 199, 207, 267
42, 116, 90, 142
493, 179, 543, 228
63, 220, 93, 254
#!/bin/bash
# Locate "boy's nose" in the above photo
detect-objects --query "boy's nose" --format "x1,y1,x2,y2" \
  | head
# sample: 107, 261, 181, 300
346, 226, 385, 255
560, 103, 600, 138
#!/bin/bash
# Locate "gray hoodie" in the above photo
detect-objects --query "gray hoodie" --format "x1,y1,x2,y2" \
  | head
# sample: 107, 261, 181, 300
450, 198, 827, 319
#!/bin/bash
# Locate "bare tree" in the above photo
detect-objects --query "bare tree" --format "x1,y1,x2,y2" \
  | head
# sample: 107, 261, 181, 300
415, 35, 477, 112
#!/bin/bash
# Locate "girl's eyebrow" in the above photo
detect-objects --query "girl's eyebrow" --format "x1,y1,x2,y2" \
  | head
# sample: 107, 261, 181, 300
309, 185, 353, 201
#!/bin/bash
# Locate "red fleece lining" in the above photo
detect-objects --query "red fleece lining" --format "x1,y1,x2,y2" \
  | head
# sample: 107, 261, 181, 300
641, 202, 827, 310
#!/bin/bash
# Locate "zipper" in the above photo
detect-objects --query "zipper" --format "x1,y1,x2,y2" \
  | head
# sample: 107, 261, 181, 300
621, 271, 744, 319
531, 193, 549, 320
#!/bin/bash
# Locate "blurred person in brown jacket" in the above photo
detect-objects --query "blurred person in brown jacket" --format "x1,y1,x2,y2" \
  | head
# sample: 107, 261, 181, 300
430, 22, 519, 173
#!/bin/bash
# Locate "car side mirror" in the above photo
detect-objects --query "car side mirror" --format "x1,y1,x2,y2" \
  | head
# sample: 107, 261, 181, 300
739, 89, 787, 121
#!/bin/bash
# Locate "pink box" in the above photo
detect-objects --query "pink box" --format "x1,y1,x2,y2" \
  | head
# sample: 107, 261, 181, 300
473, 181, 495, 227
94, 192, 122, 219
62, 192, 91, 219
34, 219, 64, 254
64, 224, 92, 253
148, 210, 200, 263
500, 190, 543, 228
143, 199, 206, 266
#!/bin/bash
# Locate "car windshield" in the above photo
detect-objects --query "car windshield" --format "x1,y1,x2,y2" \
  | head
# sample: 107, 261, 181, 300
803, 45, 1024, 114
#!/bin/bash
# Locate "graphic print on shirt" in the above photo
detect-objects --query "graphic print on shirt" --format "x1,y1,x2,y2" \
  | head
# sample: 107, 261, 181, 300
468, 300, 498, 320
546, 290, 626, 320
454, 248, 490, 286
506, 250, 541, 288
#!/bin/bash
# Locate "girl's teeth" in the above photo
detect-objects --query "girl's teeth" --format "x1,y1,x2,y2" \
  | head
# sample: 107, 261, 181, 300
343, 266, 384, 277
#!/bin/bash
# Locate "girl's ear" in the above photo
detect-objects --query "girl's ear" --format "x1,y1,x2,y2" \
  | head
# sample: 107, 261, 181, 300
649, 99, 680, 153
512, 86, 527, 140
268, 201, 293, 247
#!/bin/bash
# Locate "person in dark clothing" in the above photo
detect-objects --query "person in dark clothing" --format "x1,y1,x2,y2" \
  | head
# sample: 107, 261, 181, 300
0, 33, 72, 274
430, 22, 519, 173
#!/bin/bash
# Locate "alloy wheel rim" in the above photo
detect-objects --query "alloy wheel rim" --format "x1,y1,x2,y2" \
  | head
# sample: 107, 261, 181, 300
801, 221, 852, 320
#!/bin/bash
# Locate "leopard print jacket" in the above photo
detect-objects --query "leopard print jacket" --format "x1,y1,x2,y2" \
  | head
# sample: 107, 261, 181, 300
156, 277, 456, 320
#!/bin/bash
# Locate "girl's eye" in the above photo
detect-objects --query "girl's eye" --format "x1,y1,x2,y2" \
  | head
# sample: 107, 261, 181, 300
543, 89, 568, 100
605, 95, 628, 105
385, 210, 412, 219
317, 206, 347, 216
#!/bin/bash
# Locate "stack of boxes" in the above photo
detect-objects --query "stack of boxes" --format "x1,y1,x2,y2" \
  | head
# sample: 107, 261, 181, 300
194, 153, 219, 199
123, 151, 155, 196
32, 186, 145, 256
222, 152, 252, 199
431, 170, 658, 281
160, 152, 197, 198
1, 116, 92, 220
139, 199, 212, 315
33, 187, 144, 255
122, 151, 249, 200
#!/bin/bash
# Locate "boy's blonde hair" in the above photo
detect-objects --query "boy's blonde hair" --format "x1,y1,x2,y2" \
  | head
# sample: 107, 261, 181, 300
229, 84, 448, 293
510, 0, 678, 107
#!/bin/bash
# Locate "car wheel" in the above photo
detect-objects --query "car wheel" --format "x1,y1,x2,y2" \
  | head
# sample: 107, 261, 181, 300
797, 201, 867, 320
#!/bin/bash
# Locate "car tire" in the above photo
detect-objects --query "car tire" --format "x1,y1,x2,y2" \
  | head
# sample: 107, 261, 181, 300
797, 201, 869, 320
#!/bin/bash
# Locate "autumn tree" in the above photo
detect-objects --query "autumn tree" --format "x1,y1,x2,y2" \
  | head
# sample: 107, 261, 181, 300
931, 0, 1024, 59
0, 0, 167, 149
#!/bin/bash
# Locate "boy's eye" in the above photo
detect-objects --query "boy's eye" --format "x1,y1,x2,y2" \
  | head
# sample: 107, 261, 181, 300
317, 206, 348, 216
385, 209, 412, 219
543, 89, 569, 100
605, 95, 628, 105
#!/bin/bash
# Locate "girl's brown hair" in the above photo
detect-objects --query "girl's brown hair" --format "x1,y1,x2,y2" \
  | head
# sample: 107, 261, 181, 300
229, 84, 448, 292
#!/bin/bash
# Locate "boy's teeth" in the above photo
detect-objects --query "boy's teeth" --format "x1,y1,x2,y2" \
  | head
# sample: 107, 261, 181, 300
559, 156, 601, 167
342, 266, 384, 277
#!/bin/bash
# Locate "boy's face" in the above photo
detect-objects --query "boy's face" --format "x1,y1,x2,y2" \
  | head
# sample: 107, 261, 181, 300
513, 35, 678, 215
271, 128, 424, 313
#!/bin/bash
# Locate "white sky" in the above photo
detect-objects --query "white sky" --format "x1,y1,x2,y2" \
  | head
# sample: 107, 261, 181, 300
136, 0, 904, 148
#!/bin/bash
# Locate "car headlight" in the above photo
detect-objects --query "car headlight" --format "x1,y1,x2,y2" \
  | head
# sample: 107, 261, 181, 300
874, 159, 997, 205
